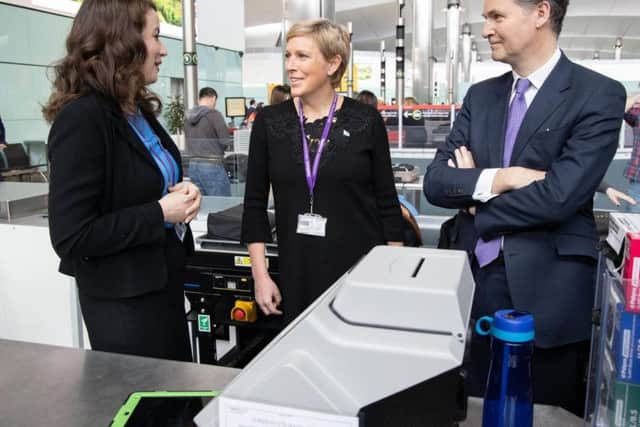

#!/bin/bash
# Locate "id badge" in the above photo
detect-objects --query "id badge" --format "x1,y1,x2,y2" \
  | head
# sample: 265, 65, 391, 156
296, 213, 327, 237
175, 222, 187, 242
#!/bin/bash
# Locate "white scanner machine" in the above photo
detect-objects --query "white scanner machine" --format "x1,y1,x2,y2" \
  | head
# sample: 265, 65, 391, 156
196, 246, 475, 426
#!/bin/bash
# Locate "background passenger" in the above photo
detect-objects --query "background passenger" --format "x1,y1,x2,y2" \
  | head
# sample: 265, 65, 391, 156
184, 87, 232, 196
403, 96, 419, 106
269, 84, 292, 105
355, 90, 378, 109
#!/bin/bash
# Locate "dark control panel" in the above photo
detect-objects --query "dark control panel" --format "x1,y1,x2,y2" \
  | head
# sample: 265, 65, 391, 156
183, 243, 283, 367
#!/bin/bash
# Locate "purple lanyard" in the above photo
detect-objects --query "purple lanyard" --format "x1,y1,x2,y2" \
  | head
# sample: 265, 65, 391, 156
297, 94, 338, 213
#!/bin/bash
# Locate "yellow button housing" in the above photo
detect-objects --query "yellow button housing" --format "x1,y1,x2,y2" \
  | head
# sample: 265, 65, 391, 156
230, 300, 257, 322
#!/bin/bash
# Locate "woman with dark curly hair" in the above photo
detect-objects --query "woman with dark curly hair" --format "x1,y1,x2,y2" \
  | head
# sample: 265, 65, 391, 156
242, 19, 403, 324
43, 0, 201, 361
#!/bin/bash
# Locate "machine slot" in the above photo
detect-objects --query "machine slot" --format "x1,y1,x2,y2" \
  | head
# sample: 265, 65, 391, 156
412, 258, 425, 278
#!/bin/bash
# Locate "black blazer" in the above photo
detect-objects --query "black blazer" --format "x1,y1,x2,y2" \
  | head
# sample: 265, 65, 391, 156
425, 54, 626, 347
47, 92, 194, 299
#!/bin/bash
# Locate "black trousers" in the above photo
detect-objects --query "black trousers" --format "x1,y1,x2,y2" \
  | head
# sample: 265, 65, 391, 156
465, 255, 589, 417
79, 272, 191, 362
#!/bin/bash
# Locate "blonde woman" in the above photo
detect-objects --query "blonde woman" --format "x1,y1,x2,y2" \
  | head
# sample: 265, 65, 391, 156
241, 19, 403, 323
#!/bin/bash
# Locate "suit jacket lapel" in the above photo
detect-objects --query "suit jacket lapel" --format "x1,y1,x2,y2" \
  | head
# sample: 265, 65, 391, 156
100, 94, 182, 182
510, 53, 571, 164
487, 74, 513, 168
101, 98, 159, 173
121, 118, 160, 170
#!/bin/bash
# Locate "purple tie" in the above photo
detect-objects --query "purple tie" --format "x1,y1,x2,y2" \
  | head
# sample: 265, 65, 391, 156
474, 78, 531, 268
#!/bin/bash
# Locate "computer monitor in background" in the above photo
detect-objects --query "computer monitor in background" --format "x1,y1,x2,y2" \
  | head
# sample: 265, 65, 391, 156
225, 97, 247, 119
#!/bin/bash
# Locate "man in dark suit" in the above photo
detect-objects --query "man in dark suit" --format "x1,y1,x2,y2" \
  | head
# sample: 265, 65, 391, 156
424, 0, 626, 414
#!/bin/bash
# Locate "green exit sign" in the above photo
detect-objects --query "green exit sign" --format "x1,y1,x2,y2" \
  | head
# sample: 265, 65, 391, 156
197, 314, 211, 333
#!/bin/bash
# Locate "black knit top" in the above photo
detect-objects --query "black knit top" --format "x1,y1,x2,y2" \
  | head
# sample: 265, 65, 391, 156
242, 96, 403, 322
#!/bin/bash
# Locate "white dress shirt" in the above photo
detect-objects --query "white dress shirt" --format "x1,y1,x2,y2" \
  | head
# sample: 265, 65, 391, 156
472, 48, 562, 202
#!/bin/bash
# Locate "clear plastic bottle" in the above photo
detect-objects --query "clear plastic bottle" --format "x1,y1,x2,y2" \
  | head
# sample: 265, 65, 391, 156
476, 309, 534, 427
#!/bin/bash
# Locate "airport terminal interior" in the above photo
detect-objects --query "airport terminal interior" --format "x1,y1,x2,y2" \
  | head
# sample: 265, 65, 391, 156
2, 0, 640, 426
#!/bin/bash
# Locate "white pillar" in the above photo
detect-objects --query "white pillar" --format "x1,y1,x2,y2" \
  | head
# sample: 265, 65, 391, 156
347, 22, 354, 97
182, 0, 198, 110
412, 0, 434, 104
615, 37, 623, 61
445, 0, 461, 104
396, 0, 406, 148
380, 40, 386, 103
461, 22, 472, 83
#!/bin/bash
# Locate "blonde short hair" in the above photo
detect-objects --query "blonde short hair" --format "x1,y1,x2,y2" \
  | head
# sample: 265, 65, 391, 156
286, 19, 350, 88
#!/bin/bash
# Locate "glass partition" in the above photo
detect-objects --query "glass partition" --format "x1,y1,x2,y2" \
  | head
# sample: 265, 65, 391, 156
379, 104, 457, 150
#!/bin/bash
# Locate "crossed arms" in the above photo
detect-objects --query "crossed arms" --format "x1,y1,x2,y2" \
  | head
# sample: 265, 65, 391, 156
424, 79, 626, 240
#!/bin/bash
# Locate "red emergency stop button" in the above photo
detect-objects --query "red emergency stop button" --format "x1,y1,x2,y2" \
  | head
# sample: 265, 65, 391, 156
230, 300, 257, 322
232, 308, 246, 321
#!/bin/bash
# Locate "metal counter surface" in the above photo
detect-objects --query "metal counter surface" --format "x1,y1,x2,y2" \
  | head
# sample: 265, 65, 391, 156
0, 212, 48, 226
0, 181, 48, 200
0, 181, 48, 221
0, 339, 582, 427
464, 398, 583, 427
0, 339, 239, 427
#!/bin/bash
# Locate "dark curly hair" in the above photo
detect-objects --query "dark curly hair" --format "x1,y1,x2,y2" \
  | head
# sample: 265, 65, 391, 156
43, 0, 162, 122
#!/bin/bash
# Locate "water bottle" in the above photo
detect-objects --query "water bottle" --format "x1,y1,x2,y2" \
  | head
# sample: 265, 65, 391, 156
475, 309, 534, 427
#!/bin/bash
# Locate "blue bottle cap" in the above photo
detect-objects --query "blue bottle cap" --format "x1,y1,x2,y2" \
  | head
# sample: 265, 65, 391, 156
475, 309, 534, 343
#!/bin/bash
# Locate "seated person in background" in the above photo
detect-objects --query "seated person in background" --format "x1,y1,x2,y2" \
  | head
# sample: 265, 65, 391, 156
355, 90, 378, 109
269, 85, 291, 105
184, 87, 232, 196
